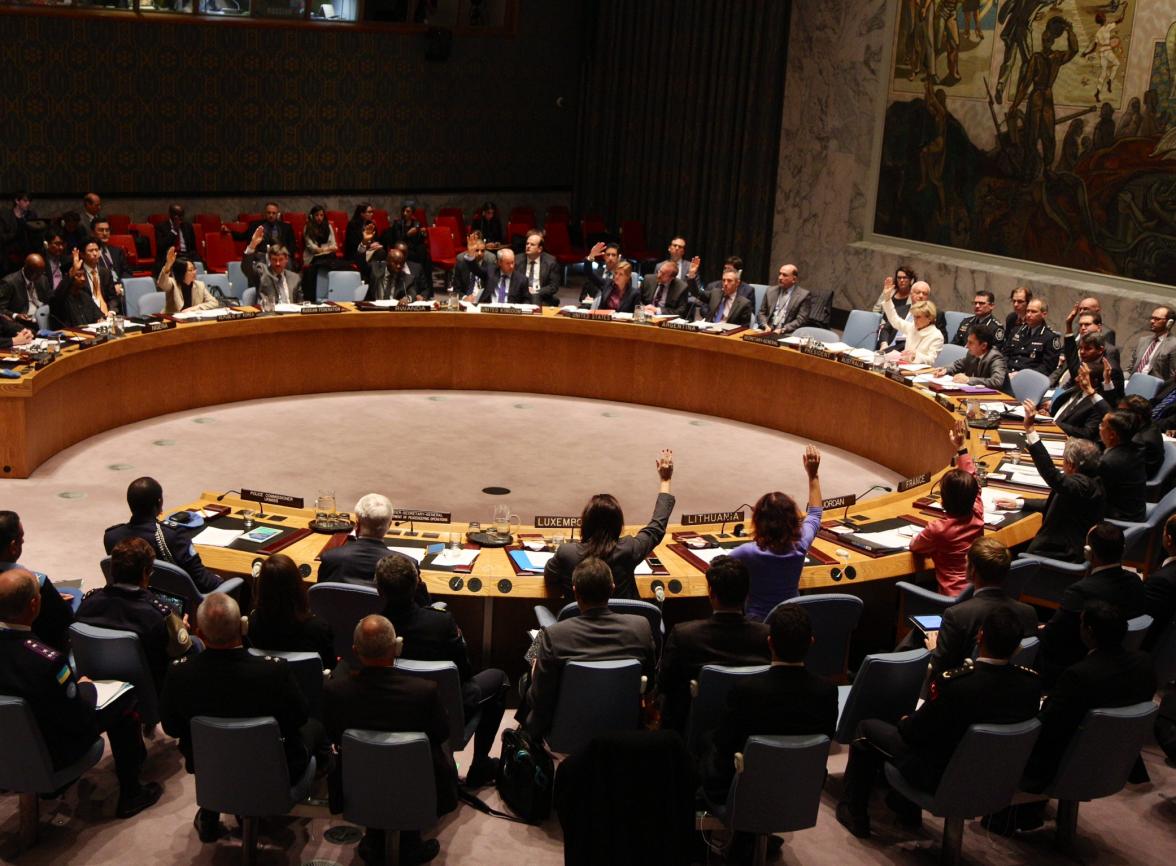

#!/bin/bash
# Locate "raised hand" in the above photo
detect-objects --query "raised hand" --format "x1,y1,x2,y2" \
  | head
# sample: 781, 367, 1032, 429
1021, 399, 1037, 431
250, 225, 266, 247
655, 449, 674, 480
687, 256, 701, 278
588, 241, 606, 260
803, 444, 821, 477
949, 418, 967, 449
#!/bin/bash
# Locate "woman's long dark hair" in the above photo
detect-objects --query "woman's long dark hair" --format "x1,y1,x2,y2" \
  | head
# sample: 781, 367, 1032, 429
752, 491, 801, 554
581, 494, 624, 560
254, 553, 311, 627
305, 205, 330, 245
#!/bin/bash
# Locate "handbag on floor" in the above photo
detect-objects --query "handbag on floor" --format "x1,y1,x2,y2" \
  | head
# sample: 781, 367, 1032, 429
494, 727, 553, 824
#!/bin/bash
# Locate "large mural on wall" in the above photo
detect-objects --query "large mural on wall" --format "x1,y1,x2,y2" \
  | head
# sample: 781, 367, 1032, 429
874, 1, 1176, 287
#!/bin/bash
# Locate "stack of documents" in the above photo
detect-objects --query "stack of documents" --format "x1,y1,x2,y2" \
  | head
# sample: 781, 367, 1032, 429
172, 308, 234, 321
430, 548, 479, 569
511, 550, 554, 573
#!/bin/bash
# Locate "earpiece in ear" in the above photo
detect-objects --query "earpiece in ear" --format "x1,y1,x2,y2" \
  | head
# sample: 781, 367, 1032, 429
240, 615, 249, 636
393, 636, 404, 658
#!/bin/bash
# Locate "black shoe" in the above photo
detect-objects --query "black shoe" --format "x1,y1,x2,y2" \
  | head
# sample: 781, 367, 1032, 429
980, 807, 1018, 837
403, 838, 440, 865
193, 808, 229, 843
115, 781, 163, 819
885, 790, 922, 830
464, 757, 500, 789
836, 802, 870, 838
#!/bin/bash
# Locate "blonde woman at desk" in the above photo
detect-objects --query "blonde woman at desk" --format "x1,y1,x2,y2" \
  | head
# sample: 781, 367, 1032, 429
881, 284, 943, 365
158, 246, 219, 314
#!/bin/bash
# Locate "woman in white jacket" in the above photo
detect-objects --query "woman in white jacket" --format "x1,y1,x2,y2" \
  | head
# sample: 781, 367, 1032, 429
882, 288, 943, 364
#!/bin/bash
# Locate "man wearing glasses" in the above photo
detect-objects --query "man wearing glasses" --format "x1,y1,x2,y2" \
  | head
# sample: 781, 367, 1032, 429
951, 291, 1004, 346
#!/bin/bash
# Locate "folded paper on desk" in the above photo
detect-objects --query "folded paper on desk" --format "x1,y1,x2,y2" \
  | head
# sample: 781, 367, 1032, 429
93, 679, 134, 710
191, 526, 245, 547
509, 550, 554, 573
634, 559, 653, 575
172, 308, 231, 321
430, 548, 479, 568
1004, 469, 1049, 488
273, 303, 303, 314
387, 545, 427, 564
690, 547, 732, 564
853, 527, 918, 549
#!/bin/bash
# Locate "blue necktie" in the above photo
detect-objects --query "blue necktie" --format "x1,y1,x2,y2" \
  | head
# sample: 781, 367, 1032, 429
713, 297, 727, 323
1153, 388, 1176, 420
497, 277, 507, 303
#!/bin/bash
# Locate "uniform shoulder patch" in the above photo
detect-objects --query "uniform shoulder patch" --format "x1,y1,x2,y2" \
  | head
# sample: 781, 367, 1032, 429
83, 587, 100, 598
1051, 334, 1063, 350
22, 637, 62, 662
941, 659, 975, 680
149, 598, 172, 616
1015, 664, 1039, 676
994, 325, 1005, 342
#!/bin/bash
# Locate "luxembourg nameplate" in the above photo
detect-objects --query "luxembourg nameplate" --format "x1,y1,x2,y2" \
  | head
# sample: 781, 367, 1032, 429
534, 515, 582, 529
681, 510, 745, 526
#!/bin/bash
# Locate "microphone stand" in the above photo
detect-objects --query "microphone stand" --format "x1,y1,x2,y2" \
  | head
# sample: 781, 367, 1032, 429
843, 485, 893, 525
719, 503, 754, 538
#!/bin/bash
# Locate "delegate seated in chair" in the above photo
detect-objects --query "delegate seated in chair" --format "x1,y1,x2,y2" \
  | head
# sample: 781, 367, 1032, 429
0, 510, 75, 651
318, 493, 429, 606
836, 607, 1041, 838
0, 568, 162, 818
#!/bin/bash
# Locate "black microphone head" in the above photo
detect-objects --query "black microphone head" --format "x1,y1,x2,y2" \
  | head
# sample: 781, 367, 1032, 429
732, 523, 745, 537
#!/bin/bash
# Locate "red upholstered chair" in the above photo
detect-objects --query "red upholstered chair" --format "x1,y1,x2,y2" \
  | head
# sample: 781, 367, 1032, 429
203, 233, 236, 274
509, 206, 536, 226
412, 207, 427, 226
581, 214, 608, 246
434, 216, 463, 244
506, 221, 533, 246
542, 221, 583, 265
544, 206, 570, 225
192, 223, 206, 261
237, 212, 263, 224
427, 227, 458, 272
106, 214, 132, 234
373, 209, 391, 235
129, 224, 157, 267
437, 207, 464, 224
327, 215, 348, 256
145, 213, 168, 226
620, 220, 657, 263
194, 213, 222, 234
108, 235, 150, 276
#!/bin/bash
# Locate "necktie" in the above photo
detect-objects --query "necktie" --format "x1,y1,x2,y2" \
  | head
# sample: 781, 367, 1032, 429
529, 261, 537, 286
103, 249, 114, 272
90, 270, 109, 315
395, 272, 405, 299
1138, 337, 1161, 373
498, 277, 507, 303
714, 297, 728, 323
654, 284, 666, 309
1055, 391, 1085, 423
774, 293, 789, 327
1153, 388, 1176, 420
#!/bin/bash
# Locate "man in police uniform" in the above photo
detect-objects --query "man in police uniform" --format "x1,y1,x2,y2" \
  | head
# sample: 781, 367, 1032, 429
1004, 298, 1061, 379
104, 476, 222, 594
0, 510, 75, 651
835, 607, 1041, 837
934, 323, 1008, 390
951, 291, 1005, 346
77, 537, 195, 694
0, 568, 163, 818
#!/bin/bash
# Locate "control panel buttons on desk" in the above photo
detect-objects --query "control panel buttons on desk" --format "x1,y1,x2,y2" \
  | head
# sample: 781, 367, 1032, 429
497, 578, 512, 594
448, 576, 465, 591
467, 577, 483, 592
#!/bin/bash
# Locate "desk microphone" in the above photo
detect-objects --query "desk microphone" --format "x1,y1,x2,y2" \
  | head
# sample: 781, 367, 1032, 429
651, 580, 666, 606
215, 489, 240, 501
720, 504, 754, 538
844, 485, 893, 524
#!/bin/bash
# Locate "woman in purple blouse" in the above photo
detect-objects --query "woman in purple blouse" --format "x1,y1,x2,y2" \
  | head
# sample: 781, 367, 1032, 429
730, 446, 824, 621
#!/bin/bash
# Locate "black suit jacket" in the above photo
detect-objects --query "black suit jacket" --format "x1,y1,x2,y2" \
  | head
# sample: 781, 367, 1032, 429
475, 267, 531, 305
99, 242, 132, 281
581, 263, 640, 313
1024, 647, 1155, 788
702, 289, 753, 327
381, 602, 474, 683
1039, 566, 1147, 686
317, 537, 430, 606
154, 220, 200, 267
1151, 381, 1176, 430
1022, 439, 1105, 563
323, 662, 458, 814
640, 276, 691, 319
1134, 423, 1164, 477
702, 664, 837, 799
932, 587, 1039, 677
656, 612, 771, 733
519, 252, 561, 305
104, 518, 221, 593
48, 285, 104, 329
1049, 388, 1110, 442
1098, 443, 1147, 522
1144, 560, 1176, 650
0, 269, 50, 317
366, 260, 426, 302
244, 220, 297, 256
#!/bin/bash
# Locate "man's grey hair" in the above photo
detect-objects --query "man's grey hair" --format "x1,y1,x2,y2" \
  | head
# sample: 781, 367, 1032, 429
354, 615, 398, 661
658, 260, 677, 277
197, 592, 242, 645
355, 493, 393, 537
497, 248, 516, 263
1064, 438, 1101, 475
1078, 331, 1105, 351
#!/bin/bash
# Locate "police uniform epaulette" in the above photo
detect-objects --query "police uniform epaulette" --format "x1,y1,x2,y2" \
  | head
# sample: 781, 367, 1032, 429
1014, 664, 1039, 676
941, 659, 975, 680
83, 587, 100, 598
22, 636, 62, 661
149, 597, 172, 616
263, 655, 284, 663
172, 655, 189, 665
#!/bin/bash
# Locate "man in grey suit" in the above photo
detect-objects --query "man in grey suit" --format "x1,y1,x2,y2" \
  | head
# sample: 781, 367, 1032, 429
640, 260, 691, 319
702, 270, 753, 326
242, 227, 301, 306
757, 263, 811, 334
1128, 306, 1176, 380
521, 557, 656, 739
0, 253, 49, 320
520, 231, 561, 306
935, 323, 1008, 390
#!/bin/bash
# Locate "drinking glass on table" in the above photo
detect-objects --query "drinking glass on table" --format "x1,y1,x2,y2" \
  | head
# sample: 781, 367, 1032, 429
242, 509, 255, 530
316, 490, 336, 519
493, 504, 520, 536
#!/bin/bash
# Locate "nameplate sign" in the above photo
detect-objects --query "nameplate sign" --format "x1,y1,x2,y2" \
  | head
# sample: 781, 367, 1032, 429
886, 369, 911, 386
75, 336, 108, 350
821, 494, 857, 510
139, 318, 175, 333
660, 319, 696, 332
934, 393, 955, 411
480, 305, 526, 316
799, 343, 834, 360
837, 353, 870, 371
386, 303, 433, 312
219, 309, 259, 322
681, 510, 744, 526
30, 353, 56, 370
241, 487, 304, 508
534, 515, 582, 529
391, 508, 452, 524
299, 304, 344, 315
741, 333, 781, 348
897, 473, 932, 493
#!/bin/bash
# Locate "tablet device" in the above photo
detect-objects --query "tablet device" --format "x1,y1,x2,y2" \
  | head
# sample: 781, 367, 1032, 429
150, 588, 187, 618
909, 614, 942, 633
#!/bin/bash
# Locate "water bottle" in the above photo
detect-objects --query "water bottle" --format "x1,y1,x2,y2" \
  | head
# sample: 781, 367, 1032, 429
447, 288, 458, 311
634, 302, 646, 324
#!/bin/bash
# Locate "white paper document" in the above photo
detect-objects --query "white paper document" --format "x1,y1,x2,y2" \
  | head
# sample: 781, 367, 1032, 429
1041, 439, 1066, 458
273, 303, 303, 314
691, 547, 732, 564
191, 526, 245, 547
430, 548, 479, 568
634, 559, 653, 575
387, 545, 427, 564
981, 488, 1024, 515
1005, 469, 1049, 489
853, 527, 918, 549
92, 679, 134, 710
516, 551, 555, 571
172, 308, 231, 321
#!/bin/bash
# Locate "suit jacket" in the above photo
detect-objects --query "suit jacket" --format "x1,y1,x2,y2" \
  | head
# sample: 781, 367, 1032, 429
158, 273, 219, 314
1049, 388, 1110, 442
242, 249, 302, 305
524, 606, 656, 738
1129, 333, 1176, 380
453, 252, 495, 299
381, 602, 474, 684
945, 347, 1008, 390
0, 313, 27, 349
99, 242, 132, 281
1024, 647, 1155, 788
689, 278, 755, 319
1052, 334, 1125, 399
640, 276, 691, 319
154, 220, 200, 267
519, 252, 561, 305
366, 260, 426, 302
0, 565, 76, 652
476, 268, 533, 306
1143, 559, 1176, 650
656, 612, 771, 733
1151, 381, 1176, 430
702, 664, 837, 799
76, 584, 187, 693
245, 220, 297, 256
0, 269, 50, 317
1050, 340, 1122, 388
160, 647, 309, 775
48, 285, 104, 329
81, 264, 123, 315
702, 289, 753, 327
1022, 438, 1105, 563
931, 587, 1039, 677
1098, 443, 1147, 522
104, 518, 221, 593
323, 662, 458, 814
581, 263, 636, 311
1039, 565, 1147, 685
1134, 423, 1164, 477
757, 284, 812, 334
317, 536, 430, 606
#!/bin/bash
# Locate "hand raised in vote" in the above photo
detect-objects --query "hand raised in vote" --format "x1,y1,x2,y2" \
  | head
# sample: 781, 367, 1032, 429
1021, 399, 1037, 431
71, 247, 82, 268
362, 223, 376, 241
802, 445, 821, 478
588, 241, 606, 260
687, 256, 701, 278
655, 449, 674, 480
949, 419, 967, 450
882, 276, 894, 292
1075, 364, 1096, 397
165, 246, 177, 266
250, 226, 267, 248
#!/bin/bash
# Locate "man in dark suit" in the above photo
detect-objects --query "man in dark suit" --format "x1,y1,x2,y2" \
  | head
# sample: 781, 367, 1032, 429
701, 269, 753, 327
453, 231, 494, 301
472, 247, 531, 305
0, 510, 76, 651
520, 230, 561, 306
317, 493, 429, 605
92, 219, 133, 282
366, 248, 426, 303
323, 615, 454, 865
950, 291, 1005, 346
639, 260, 691, 319
1098, 410, 1148, 522
80, 192, 103, 236
79, 239, 124, 315
927, 537, 1039, 677
757, 263, 811, 335
836, 607, 1042, 838
0, 311, 33, 350
579, 241, 622, 304
242, 202, 296, 258
1048, 363, 1112, 442
1143, 513, 1176, 650
1038, 522, 1146, 687
701, 604, 837, 801
1012, 406, 1105, 563
0, 568, 163, 818
154, 204, 200, 269
1128, 306, 1176, 380
391, 241, 431, 300
522, 557, 656, 740
103, 476, 223, 594
1050, 309, 1121, 388
242, 230, 301, 306
686, 256, 755, 319
657, 556, 770, 733
161, 592, 325, 843
0, 253, 49, 320
376, 555, 508, 788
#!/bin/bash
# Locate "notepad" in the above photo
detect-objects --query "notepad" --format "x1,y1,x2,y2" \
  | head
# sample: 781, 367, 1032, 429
430, 549, 479, 568
690, 547, 732, 564
387, 546, 427, 564
92, 679, 134, 710
192, 526, 245, 547
509, 550, 554, 573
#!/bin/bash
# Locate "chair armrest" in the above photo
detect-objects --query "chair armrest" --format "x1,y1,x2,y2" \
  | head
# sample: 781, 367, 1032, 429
895, 581, 957, 608
1014, 555, 1087, 576
533, 605, 557, 629
211, 577, 245, 596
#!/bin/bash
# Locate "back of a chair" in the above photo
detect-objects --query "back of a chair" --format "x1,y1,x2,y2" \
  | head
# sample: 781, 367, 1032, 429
342, 730, 437, 832
122, 276, 157, 317
227, 260, 247, 297
806, 288, 834, 328
779, 594, 864, 679
684, 665, 771, 755
896, 581, 971, 620
746, 283, 768, 317
191, 716, 296, 816
1126, 373, 1164, 400
241, 287, 258, 308
307, 582, 383, 665
327, 270, 361, 302
69, 622, 159, 725
1045, 702, 1158, 801
1004, 557, 1036, 600
247, 649, 324, 717
0, 696, 60, 792
935, 343, 968, 368
792, 326, 840, 343
547, 659, 643, 754
931, 719, 1041, 817
835, 648, 929, 743
435, 215, 463, 243
148, 560, 204, 611
201, 272, 232, 300
1010, 369, 1050, 407
841, 310, 883, 351
943, 311, 969, 340
138, 292, 166, 317
726, 735, 831, 835
619, 220, 648, 253
394, 659, 467, 751
557, 599, 665, 650
1010, 635, 1040, 669
108, 214, 132, 234
1151, 620, 1176, 684
1124, 614, 1154, 652
203, 234, 237, 274
427, 225, 457, 265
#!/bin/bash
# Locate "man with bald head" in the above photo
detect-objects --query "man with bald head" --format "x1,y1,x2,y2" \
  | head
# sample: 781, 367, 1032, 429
0, 568, 163, 818
161, 592, 324, 843
757, 262, 811, 334
324, 615, 456, 864
470, 246, 530, 305
640, 259, 691, 319
0, 252, 49, 321
366, 247, 418, 303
